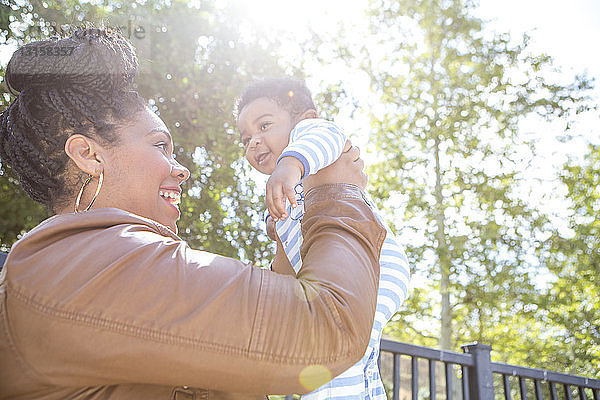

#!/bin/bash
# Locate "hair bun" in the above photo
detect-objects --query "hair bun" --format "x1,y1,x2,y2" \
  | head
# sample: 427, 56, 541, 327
5, 28, 138, 94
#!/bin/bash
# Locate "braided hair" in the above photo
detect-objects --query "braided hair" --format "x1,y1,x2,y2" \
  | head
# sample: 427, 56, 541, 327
0, 28, 146, 211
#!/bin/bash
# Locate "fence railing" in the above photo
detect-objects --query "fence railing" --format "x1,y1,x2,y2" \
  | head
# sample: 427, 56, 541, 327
379, 339, 600, 400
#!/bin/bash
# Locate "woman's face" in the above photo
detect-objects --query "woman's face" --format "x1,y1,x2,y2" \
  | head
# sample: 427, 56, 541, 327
97, 107, 190, 233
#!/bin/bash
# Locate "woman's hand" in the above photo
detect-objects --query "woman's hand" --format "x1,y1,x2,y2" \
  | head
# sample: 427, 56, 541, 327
303, 140, 367, 193
265, 214, 277, 241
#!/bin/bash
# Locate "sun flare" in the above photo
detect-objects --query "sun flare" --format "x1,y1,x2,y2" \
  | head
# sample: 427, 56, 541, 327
233, 0, 364, 37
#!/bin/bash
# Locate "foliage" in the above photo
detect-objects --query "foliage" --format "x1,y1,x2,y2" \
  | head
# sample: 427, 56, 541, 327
0, 1, 52, 251
365, 0, 593, 365
0, 0, 288, 264
537, 144, 600, 377
0, 165, 50, 252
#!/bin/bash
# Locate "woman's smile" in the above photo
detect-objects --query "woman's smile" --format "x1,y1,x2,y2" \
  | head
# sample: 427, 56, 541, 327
159, 187, 182, 205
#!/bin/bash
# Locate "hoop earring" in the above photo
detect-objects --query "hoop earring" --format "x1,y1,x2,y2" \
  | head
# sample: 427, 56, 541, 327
74, 170, 104, 213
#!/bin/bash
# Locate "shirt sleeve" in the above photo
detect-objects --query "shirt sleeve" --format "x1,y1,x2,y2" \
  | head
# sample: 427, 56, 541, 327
277, 119, 347, 178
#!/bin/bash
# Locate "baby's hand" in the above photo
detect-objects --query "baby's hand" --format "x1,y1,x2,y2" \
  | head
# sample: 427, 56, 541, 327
266, 157, 304, 221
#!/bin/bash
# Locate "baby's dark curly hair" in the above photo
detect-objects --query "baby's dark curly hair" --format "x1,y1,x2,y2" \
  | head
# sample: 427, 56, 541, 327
0, 28, 146, 211
235, 77, 317, 121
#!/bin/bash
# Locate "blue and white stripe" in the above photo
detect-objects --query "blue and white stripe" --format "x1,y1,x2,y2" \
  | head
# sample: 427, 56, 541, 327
268, 119, 411, 399
275, 194, 305, 273
278, 118, 346, 178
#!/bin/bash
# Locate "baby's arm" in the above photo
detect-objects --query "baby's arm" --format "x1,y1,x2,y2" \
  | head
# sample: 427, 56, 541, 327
266, 119, 348, 220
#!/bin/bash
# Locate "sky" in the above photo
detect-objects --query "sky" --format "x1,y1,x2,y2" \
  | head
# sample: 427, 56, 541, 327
478, 0, 600, 88
477, 0, 600, 157
473, 1, 599, 235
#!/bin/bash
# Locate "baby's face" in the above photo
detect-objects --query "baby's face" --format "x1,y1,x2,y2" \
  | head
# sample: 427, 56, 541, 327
237, 97, 294, 175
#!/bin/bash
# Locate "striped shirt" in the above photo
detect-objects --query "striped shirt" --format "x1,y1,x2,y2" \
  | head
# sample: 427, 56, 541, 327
270, 118, 411, 399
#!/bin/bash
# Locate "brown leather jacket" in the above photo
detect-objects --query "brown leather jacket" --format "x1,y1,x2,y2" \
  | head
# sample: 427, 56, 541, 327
0, 184, 385, 399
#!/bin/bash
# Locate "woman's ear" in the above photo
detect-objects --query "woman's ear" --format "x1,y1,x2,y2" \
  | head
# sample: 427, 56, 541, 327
64, 134, 104, 176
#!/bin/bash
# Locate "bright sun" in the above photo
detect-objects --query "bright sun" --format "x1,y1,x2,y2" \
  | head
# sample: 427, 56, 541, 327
233, 0, 364, 37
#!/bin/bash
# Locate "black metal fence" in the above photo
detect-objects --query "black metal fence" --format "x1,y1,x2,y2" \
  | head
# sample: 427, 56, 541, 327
379, 339, 600, 400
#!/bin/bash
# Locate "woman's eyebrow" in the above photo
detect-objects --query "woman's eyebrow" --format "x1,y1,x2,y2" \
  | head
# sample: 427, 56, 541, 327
146, 129, 173, 142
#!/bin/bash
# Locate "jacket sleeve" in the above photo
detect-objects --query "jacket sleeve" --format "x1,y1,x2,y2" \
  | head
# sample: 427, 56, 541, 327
6, 184, 385, 395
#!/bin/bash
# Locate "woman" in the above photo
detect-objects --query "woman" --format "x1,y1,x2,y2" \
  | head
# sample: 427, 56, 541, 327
0, 29, 385, 399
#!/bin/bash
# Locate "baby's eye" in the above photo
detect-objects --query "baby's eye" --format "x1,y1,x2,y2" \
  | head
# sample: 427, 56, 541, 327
260, 122, 272, 131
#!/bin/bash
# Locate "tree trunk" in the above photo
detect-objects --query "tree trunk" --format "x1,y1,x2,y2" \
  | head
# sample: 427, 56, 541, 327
434, 135, 452, 350
429, 27, 452, 350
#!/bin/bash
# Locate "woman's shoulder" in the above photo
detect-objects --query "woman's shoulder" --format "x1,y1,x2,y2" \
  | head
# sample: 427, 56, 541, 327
6, 208, 182, 277
3, 208, 186, 300
26, 208, 179, 241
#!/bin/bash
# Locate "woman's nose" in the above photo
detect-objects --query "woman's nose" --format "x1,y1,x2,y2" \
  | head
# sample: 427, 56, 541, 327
171, 158, 191, 184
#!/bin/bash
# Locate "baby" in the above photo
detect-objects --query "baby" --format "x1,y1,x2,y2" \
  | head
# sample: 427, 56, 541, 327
236, 77, 410, 399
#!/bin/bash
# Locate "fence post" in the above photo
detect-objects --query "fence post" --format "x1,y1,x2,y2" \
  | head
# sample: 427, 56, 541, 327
461, 343, 494, 400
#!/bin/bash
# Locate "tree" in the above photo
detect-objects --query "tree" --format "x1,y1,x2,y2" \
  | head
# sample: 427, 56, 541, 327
537, 144, 600, 377
364, 0, 592, 356
0, 1, 51, 251
0, 0, 288, 264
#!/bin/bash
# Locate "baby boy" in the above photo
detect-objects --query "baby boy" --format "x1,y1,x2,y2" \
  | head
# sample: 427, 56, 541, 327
236, 77, 410, 399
